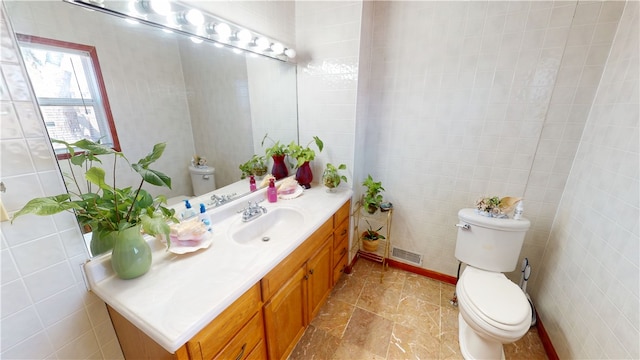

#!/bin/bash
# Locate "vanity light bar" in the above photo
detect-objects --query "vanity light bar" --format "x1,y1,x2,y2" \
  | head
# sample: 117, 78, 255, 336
65, 0, 297, 62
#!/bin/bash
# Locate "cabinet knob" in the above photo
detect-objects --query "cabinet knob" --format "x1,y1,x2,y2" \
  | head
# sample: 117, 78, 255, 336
340, 229, 347, 236
309, 268, 314, 275
304, 274, 309, 280
340, 247, 347, 256
235, 343, 247, 360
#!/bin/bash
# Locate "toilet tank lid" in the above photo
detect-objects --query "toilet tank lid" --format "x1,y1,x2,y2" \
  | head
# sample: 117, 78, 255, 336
458, 208, 530, 231
189, 165, 215, 175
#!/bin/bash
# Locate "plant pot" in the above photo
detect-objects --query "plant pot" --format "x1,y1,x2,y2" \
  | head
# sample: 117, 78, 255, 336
253, 166, 268, 180
365, 203, 378, 214
296, 161, 313, 189
89, 226, 117, 257
271, 155, 288, 180
362, 239, 379, 252
322, 169, 340, 192
111, 225, 152, 280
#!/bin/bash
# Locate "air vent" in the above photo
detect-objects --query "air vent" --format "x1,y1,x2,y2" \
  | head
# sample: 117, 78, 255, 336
391, 247, 422, 266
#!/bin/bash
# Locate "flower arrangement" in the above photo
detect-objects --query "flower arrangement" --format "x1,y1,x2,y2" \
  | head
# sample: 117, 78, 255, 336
475, 196, 521, 217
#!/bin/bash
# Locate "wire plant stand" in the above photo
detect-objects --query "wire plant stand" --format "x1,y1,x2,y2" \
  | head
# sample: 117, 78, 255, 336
352, 197, 393, 279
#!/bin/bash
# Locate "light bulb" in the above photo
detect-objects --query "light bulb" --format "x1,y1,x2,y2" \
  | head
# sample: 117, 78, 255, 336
149, 0, 171, 16
190, 36, 203, 44
236, 29, 252, 43
213, 23, 231, 39
185, 9, 204, 26
125, 18, 140, 25
254, 37, 270, 50
270, 42, 284, 55
284, 48, 296, 58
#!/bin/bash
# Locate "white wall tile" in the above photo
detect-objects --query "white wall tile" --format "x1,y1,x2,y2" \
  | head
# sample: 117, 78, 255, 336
1, 306, 43, 350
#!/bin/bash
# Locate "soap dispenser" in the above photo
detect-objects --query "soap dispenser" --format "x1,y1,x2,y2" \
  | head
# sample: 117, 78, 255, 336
181, 200, 197, 220
267, 178, 278, 203
199, 203, 212, 232
249, 175, 257, 192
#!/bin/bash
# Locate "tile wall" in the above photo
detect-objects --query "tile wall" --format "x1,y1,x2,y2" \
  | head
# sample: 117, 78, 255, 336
360, 1, 623, 286
535, 1, 639, 358
180, 39, 254, 189
295, 1, 363, 182
0, 3, 123, 358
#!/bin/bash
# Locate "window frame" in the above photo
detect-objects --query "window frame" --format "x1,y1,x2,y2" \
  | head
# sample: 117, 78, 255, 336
16, 34, 121, 159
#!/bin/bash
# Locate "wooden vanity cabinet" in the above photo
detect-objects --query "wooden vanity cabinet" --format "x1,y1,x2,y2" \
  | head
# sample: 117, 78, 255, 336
108, 199, 352, 360
332, 200, 351, 285
186, 283, 264, 360
261, 217, 334, 360
108, 283, 264, 360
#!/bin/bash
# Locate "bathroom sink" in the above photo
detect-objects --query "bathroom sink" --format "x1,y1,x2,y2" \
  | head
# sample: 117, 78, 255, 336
230, 207, 304, 246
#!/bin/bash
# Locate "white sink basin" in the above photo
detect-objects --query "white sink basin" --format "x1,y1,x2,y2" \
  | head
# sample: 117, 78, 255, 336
230, 207, 304, 246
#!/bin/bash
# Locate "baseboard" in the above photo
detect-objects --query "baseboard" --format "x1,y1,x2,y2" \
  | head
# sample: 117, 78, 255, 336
536, 314, 559, 360
369, 256, 559, 360
386, 258, 457, 285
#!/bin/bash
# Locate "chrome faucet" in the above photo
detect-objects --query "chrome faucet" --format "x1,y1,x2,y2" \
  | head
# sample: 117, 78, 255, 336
239, 201, 267, 222
210, 193, 237, 207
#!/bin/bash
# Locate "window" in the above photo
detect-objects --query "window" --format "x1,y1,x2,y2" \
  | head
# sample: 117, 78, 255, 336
17, 34, 120, 158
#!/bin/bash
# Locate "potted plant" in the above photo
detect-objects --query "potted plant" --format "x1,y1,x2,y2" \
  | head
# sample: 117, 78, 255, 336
239, 154, 268, 180
322, 163, 347, 192
362, 174, 384, 214
262, 133, 289, 180
11, 139, 176, 280
287, 136, 323, 189
361, 220, 385, 252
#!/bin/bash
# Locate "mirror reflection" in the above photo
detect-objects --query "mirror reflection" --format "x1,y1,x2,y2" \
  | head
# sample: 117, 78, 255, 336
5, 1, 299, 256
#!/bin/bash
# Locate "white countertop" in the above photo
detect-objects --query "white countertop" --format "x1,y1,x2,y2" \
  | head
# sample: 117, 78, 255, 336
83, 183, 353, 353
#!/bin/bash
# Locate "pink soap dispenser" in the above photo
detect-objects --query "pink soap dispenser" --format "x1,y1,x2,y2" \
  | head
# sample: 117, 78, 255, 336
267, 178, 278, 203
249, 175, 257, 192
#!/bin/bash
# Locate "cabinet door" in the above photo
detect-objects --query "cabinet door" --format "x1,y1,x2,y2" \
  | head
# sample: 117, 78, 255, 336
307, 237, 333, 321
263, 266, 308, 360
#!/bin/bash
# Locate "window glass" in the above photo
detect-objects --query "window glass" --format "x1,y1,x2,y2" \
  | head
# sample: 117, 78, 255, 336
17, 35, 119, 157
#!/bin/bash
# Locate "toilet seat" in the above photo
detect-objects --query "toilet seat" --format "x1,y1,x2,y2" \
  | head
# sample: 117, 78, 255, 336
457, 267, 531, 341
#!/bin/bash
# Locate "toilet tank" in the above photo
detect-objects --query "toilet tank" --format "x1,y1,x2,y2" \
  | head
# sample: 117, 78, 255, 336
189, 165, 216, 196
454, 208, 530, 272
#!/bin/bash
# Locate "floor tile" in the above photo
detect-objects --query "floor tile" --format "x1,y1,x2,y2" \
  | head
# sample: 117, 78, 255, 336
289, 259, 548, 360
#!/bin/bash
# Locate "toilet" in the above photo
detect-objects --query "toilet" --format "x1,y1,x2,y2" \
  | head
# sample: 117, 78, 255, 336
189, 165, 216, 196
454, 208, 531, 360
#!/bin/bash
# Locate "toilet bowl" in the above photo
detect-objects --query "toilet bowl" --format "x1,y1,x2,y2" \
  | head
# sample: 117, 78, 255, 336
456, 266, 531, 359
454, 208, 532, 359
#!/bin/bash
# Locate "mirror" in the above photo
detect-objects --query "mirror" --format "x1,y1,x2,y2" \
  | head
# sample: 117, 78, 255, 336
5, 1, 298, 256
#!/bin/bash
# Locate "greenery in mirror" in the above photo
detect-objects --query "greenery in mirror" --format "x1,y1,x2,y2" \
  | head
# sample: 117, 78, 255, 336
12, 139, 177, 263
262, 133, 289, 158
262, 133, 290, 180
239, 154, 268, 179
362, 174, 385, 214
322, 163, 347, 191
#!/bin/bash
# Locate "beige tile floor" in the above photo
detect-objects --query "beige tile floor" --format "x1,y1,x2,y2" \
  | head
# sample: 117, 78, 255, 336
289, 258, 548, 360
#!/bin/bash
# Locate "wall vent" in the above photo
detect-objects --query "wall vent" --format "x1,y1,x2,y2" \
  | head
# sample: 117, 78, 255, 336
391, 246, 422, 266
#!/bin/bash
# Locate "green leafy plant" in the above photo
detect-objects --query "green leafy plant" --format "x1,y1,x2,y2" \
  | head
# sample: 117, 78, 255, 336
239, 154, 268, 179
322, 163, 347, 189
362, 174, 384, 214
261, 133, 289, 158
12, 139, 176, 242
361, 220, 385, 241
287, 136, 324, 168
